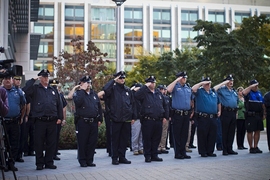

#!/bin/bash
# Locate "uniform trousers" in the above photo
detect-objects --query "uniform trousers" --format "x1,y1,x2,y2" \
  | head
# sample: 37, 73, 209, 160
236, 119, 246, 148
34, 120, 57, 167
4, 120, 20, 161
220, 111, 237, 153
24, 117, 35, 154
111, 121, 130, 160
131, 120, 143, 151
54, 124, 62, 156
216, 117, 223, 150
141, 119, 162, 159
76, 119, 98, 165
104, 113, 111, 155
172, 114, 189, 157
266, 114, 270, 151
17, 119, 26, 159
158, 120, 169, 150
189, 119, 197, 147
197, 116, 217, 155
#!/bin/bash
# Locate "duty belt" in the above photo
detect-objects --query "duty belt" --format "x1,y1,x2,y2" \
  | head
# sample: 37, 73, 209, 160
173, 109, 190, 116
246, 111, 262, 116
222, 106, 238, 112
143, 116, 162, 121
36, 116, 57, 122
4, 116, 19, 124
77, 115, 97, 123
196, 112, 217, 119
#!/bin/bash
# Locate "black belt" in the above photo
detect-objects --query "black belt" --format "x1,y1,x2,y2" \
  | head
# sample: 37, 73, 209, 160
4, 116, 19, 121
77, 115, 97, 123
196, 112, 217, 119
222, 106, 238, 112
246, 111, 262, 116
36, 116, 57, 122
143, 116, 162, 121
173, 109, 191, 116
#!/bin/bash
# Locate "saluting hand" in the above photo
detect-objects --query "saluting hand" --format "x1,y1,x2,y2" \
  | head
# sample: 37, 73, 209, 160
201, 81, 211, 85
145, 82, 152, 87
114, 75, 121, 81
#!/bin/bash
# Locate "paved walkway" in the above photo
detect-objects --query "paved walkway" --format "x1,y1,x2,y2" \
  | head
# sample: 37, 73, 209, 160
4, 131, 270, 180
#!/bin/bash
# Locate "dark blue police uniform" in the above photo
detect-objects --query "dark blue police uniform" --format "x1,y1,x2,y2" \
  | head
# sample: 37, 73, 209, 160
135, 76, 169, 162
73, 76, 103, 167
23, 69, 63, 170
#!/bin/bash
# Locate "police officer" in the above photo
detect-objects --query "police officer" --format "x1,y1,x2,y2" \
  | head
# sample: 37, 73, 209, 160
73, 76, 103, 167
49, 79, 67, 161
0, 86, 8, 117
167, 72, 193, 159
135, 76, 169, 163
2, 75, 26, 171
192, 77, 221, 157
242, 79, 265, 153
103, 71, 136, 165
23, 69, 63, 170
214, 74, 238, 156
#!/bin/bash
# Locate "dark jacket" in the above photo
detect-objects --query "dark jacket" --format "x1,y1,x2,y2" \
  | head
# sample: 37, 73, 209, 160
0, 87, 8, 117
135, 85, 169, 120
103, 79, 136, 122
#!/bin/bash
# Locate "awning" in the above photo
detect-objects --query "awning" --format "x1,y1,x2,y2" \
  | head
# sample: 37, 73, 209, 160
30, 34, 41, 60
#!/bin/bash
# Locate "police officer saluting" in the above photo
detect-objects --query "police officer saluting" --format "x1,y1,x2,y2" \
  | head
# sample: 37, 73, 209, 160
135, 76, 169, 163
23, 69, 63, 170
73, 76, 103, 167
192, 77, 221, 157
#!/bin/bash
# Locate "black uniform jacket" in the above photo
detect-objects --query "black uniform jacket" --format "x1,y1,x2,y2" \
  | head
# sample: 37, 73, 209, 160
23, 78, 63, 120
135, 85, 169, 120
73, 89, 103, 122
103, 79, 136, 122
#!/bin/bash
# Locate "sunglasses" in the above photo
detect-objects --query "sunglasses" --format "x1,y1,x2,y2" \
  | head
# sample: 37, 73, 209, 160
14, 78, 21, 80
119, 77, 125, 79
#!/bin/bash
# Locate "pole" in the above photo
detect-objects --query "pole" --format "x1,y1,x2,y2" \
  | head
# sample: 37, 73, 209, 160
116, 5, 122, 72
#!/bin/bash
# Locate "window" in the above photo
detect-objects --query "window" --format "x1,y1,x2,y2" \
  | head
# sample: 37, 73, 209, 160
153, 26, 171, 42
91, 24, 116, 40
94, 43, 116, 58
65, 6, 84, 21
181, 27, 198, 42
38, 41, 54, 58
153, 9, 171, 24
124, 26, 143, 41
124, 8, 143, 23
124, 44, 143, 59
34, 23, 54, 39
34, 60, 54, 72
65, 24, 84, 39
235, 12, 250, 25
181, 10, 198, 25
91, 8, 115, 21
38, 5, 54, 20
208, 11, 225, 23
153, 44, 171, 55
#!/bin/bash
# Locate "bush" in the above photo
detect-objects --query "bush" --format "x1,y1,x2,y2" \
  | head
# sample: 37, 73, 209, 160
59, 116, 107, 149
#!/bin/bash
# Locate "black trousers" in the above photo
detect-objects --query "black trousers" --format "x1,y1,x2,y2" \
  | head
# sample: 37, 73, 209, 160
111, 121, 130, 160
76, 119, 98, 165
220, 111, 237, 153
24, 118, 35, 154
34, 120, 57, 167
4, 120, 20, 161
197, 116, 217, 155
236, 119, 246, 148
141, 119, 162, 159
266, 114, 270, 151
172, 114, 190, 157
54, 124, 62, 156
189, 119, 197, 147
17, 120, 26, 159
104, 113, 111, 155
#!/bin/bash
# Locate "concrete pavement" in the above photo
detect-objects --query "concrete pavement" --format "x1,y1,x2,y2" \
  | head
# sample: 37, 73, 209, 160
4, 131, 270, 180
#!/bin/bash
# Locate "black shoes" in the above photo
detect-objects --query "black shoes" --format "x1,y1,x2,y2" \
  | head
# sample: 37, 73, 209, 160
158, 150, 169, 154
189, 145, 197, 149
80, 163, 87, 167
112, 159, 119, 165
201, 154, 208, 157
222, 151, 229, 156
16, 158, 24, 162
45, 164, 57, 169
145, 157, 151, 163
53, 156, 61, 160
151, 156, 163, 162
238, 147, 248, 150
36, 165, 43, 170
57, 151, 61, 155
207, 153, 217, 157
250, 147, 263, 154
87, 163, 96, 167
119, 158, 131, 164
175, 155, 191, 159
228, 151, 238, 155
8, 164, 18, 171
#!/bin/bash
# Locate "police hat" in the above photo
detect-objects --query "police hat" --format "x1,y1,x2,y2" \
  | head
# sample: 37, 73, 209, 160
145, 75, 156, 83
250, 79, 258, 85
38, 69, 50, 77
201, 77, 211, 82
157, 84, 167, 90
113, 71, 126, 78
223, 74, 234, 81
176, 71, 188, 78
13, 76, 22, 80
134, 83, 142, 88
49, 79, 59, 86
80, 75, 91, 83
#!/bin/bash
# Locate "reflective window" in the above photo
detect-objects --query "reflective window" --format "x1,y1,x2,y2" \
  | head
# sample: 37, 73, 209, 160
153, 9, 171, 24
38, 5, 54, 20
181, 27, 198, 42
38, 41, 54, 58
91, 8, 115, 21
208, 11, 225, 23
34, 23, 54, 39
153, 44, 171, 55
94, 43, 116, 58
124, 26, 143, 41
153, 26, 171, 42
65, 6, 84, 21
91, 24, 116, 40
235, 12, 250, 26
124, 44, 143, 59
181, 10, 198, 25
124, 8, 143, 23
65, 24, 84, 39
34, 60, 54, 72
64, 42, 84, 54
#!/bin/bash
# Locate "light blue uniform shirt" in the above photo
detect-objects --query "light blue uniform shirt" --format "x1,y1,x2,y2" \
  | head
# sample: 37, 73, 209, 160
171, 82, 192, 110
195, 87, 218, 114
217, 86, 238, 108
5, 86, 26, 117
